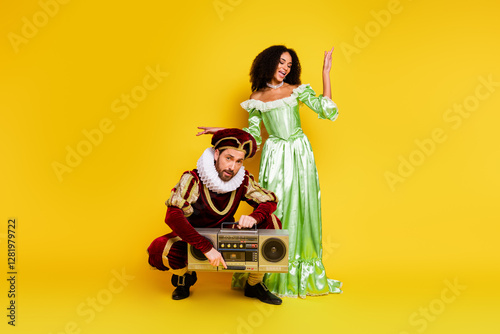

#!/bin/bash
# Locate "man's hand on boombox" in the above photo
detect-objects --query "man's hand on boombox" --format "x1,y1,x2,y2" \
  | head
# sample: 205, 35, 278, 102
204, 248, 227, 269
237, 215, 257, 229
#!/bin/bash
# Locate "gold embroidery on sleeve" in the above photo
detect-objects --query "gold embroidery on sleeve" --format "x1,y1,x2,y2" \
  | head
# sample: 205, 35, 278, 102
245, 175, 277, 204
166, 173, 200, 217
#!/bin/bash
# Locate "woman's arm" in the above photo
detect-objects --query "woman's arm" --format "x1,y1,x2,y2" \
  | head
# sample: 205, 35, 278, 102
322, 47, 334, 99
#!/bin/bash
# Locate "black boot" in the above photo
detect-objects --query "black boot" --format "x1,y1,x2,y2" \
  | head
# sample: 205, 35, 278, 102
244, 281, 282, 305
171, 271, 197, 300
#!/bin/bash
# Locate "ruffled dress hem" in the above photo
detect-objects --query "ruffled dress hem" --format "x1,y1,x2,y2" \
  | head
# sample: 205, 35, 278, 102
231, 257, 343, 298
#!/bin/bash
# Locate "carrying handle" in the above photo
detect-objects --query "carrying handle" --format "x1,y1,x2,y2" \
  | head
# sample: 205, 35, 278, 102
220, 222, 257, 232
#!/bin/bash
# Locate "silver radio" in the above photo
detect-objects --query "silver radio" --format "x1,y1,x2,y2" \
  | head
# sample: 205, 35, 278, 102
187, 224, 288, 273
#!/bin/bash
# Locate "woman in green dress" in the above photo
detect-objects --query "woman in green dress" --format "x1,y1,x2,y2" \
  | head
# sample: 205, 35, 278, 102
198, 45, 342, 298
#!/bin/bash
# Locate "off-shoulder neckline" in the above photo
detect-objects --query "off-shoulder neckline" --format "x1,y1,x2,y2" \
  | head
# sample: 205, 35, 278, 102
241, 84, 312, 112
247, 83, 310, 104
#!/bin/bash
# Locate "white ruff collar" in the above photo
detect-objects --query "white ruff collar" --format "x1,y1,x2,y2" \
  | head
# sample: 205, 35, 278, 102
196, 148, 245, 194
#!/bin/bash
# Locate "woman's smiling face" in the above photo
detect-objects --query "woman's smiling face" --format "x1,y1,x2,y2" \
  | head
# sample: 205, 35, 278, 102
272, 52, 292, 83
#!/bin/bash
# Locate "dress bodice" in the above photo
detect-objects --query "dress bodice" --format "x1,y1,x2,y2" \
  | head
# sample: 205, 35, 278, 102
256, 98, 302, 140
241, 84, 338, 145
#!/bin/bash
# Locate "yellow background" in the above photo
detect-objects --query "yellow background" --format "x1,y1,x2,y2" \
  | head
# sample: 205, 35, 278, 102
1, 0, 499, 333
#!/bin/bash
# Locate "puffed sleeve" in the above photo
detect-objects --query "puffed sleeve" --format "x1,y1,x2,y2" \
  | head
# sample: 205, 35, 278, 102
165, 171, 200, 217
296, 84, 339, 121
241, 101, 263, 146
165, 172, 213, 253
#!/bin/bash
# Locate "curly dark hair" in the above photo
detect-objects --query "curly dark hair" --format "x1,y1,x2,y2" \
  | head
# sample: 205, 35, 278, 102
249, 45, 301, 92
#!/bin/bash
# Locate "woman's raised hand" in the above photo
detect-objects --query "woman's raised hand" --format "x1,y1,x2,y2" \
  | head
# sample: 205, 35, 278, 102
323, 47, 334, 73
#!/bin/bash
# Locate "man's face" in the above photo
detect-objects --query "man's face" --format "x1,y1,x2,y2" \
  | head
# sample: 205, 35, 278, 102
214, 148, 245, 181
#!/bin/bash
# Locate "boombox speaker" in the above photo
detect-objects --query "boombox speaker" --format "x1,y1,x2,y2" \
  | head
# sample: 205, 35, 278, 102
258, 229, 289, 273
187, 225, 288, 273
187, 228, 218, 272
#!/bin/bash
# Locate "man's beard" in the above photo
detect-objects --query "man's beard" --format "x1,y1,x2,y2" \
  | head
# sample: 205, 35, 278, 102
218, 170, 234, 181
215, 160, 234, 181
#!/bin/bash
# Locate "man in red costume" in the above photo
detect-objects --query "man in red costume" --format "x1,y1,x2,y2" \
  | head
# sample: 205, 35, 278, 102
147, 128, 282, 305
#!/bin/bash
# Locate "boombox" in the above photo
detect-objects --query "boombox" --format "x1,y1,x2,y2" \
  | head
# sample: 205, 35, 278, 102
187, 224, 288, 273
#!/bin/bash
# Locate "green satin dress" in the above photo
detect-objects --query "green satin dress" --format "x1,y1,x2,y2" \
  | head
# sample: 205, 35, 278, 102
232, 84, 342, 298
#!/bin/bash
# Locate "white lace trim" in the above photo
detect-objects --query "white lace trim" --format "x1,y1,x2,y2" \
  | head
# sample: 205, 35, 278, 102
240, 84, 311, 112
196, 148, 245, 194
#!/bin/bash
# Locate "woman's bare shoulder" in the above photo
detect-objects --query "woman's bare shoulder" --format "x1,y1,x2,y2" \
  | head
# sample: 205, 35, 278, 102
249, 90, 264, 100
